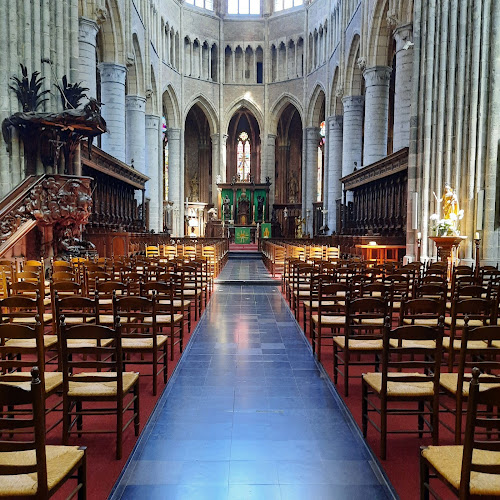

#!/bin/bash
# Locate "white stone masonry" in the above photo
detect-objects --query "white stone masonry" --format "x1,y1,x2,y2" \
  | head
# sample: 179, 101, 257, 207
146, 115, 161, 232
393, 25, 413, 152
363, 66, 392, 165
99, 62, 127, 162
327, 115, 343, 232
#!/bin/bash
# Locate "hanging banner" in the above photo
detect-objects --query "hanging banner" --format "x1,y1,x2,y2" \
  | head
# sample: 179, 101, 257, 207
235, 227, 251, 244
261, 223, 271, 239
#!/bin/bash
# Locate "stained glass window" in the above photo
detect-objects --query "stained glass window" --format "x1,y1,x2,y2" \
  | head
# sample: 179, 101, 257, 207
237, 132, 251, 181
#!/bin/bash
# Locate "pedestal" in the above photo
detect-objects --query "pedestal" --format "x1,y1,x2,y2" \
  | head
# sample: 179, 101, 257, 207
429, 236, 467, 262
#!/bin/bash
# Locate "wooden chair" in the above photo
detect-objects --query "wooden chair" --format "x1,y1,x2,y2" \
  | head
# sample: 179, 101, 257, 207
60, 320, 140, 460
141, 281, 184, 361
311, 282, 348, 361
362, 319, 444, 459
333, 296, 388, 396
113, 295, 167, 395
421, 367, 500, 499
0, 367, 86, 498
0, 319, 63, 431
445, 297, 496, 370
439, 322, 500, 444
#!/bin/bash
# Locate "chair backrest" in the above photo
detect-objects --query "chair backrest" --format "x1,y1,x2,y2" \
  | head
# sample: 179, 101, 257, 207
0, 321, 45, 376
460, 368, 500, 499
60, 320, 124, 398
0, 367, 49, 497
113, 295, 157, 345
399, 297, 446, 324
453, 297, 496, 323
346, 296, 388, 338
0, 294, 40, 324
382, 320, 443, 396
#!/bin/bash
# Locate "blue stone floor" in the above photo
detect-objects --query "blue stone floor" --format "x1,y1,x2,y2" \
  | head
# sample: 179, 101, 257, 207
110, 259, 397, 500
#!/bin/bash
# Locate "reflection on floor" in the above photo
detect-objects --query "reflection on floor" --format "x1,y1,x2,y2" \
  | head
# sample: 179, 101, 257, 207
110, 259, 396, 500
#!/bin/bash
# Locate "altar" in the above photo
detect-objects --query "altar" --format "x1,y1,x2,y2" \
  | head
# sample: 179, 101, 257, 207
217, 180, 271, 228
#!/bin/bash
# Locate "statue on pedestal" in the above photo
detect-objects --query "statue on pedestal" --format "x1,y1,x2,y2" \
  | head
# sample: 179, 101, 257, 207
256, 195, 264, 222
222, 195, 231, 220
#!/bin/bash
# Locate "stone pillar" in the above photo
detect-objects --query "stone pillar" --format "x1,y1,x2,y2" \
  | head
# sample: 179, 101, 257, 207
304, 127, 320, 235
146, 115, 161, 232
393, 25, 413, 152
211, 134, 220, 207
78, 17, 99, 100
99, 62, 127, 162
167, 128, 182, 236
125, 95, 146, 175
326, 115, 343, 233
267, 134, 276, 207
342, 96, 364, 177
363, 66, 392, 165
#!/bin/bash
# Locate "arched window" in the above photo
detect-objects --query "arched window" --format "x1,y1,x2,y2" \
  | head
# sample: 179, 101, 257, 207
237, 132, 251, 181
228, 0, 260, 15
317, 121, 325, 201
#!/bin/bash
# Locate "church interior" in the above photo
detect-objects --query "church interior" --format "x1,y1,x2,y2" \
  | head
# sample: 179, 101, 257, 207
0, 0, 499, 498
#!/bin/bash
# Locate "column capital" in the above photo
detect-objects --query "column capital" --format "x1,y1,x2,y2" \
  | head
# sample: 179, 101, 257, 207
79, 17, 99, 46
394, 23, 414, 51
167, 128, 182, 141
210, 133, 220, 144
327, 115, 343, 129
342, 95, 364, 112
98, 62, 127, 84
145, 114, 160, 129
363, 66, 392, 87
267, 133, 277, 140
305, 127, 320, 142
125, 95, 146, 112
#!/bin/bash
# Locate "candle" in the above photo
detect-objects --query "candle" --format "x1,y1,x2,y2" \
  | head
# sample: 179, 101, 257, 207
475, 232, 480, 240
417, 232, 422, 240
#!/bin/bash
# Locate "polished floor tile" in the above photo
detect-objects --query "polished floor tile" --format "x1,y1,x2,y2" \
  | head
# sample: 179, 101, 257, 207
110, 258, 396, 500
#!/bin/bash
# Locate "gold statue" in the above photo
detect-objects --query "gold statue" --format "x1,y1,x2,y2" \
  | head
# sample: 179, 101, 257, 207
295, 216, 305, 238
441, 184, 459, 220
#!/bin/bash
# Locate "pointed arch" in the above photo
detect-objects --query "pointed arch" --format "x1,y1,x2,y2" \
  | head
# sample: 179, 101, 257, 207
269, 93, 304, 135
330, 66, 342, 115
366, 0, 391, 67
224, 98, 264, 135
183, 95, 219, 135
161, 83, 180, 128
306, 84, 326, 127
127, 33, 145, 96
99, 0, 126, 64
345, 34, 363, 95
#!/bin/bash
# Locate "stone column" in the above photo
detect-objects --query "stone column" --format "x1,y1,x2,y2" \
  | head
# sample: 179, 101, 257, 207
146, 115, 161, 232
342, 96, 364, 177
78, 17, 99, 100
327, 115, 343, 233
363, 66, 392, 165
99, 62, 127, 162
393, 25, 413, 152
167, 128, 182, 236
125, 95, 146, 175
267, 134, 276, 207
211, 134, 219, 207
304, 127, 320, 235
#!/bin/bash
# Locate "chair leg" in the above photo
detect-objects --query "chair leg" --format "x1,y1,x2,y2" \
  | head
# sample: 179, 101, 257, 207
381, 400, 387, 460
163, 344, 168, 383
153, 349, 157, 396
419, 453, 430, 500
116, 402, 123, 460
76, 401, 83, 438
63, 398, 70, 445
362, 379, 368, 437
134, 383, 140, 436
418, 401, 424, 438
344, 362, 349, 397
78, 450, 87, 500
333, 344, 338, 385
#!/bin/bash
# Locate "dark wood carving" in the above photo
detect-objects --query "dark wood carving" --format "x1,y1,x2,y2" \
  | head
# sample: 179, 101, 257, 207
0, 175, 93, 255
340, 148, 408, 239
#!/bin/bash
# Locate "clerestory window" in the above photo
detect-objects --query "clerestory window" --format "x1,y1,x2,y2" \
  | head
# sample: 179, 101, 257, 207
274, 0, 303, 12
228, 0, 260, 15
